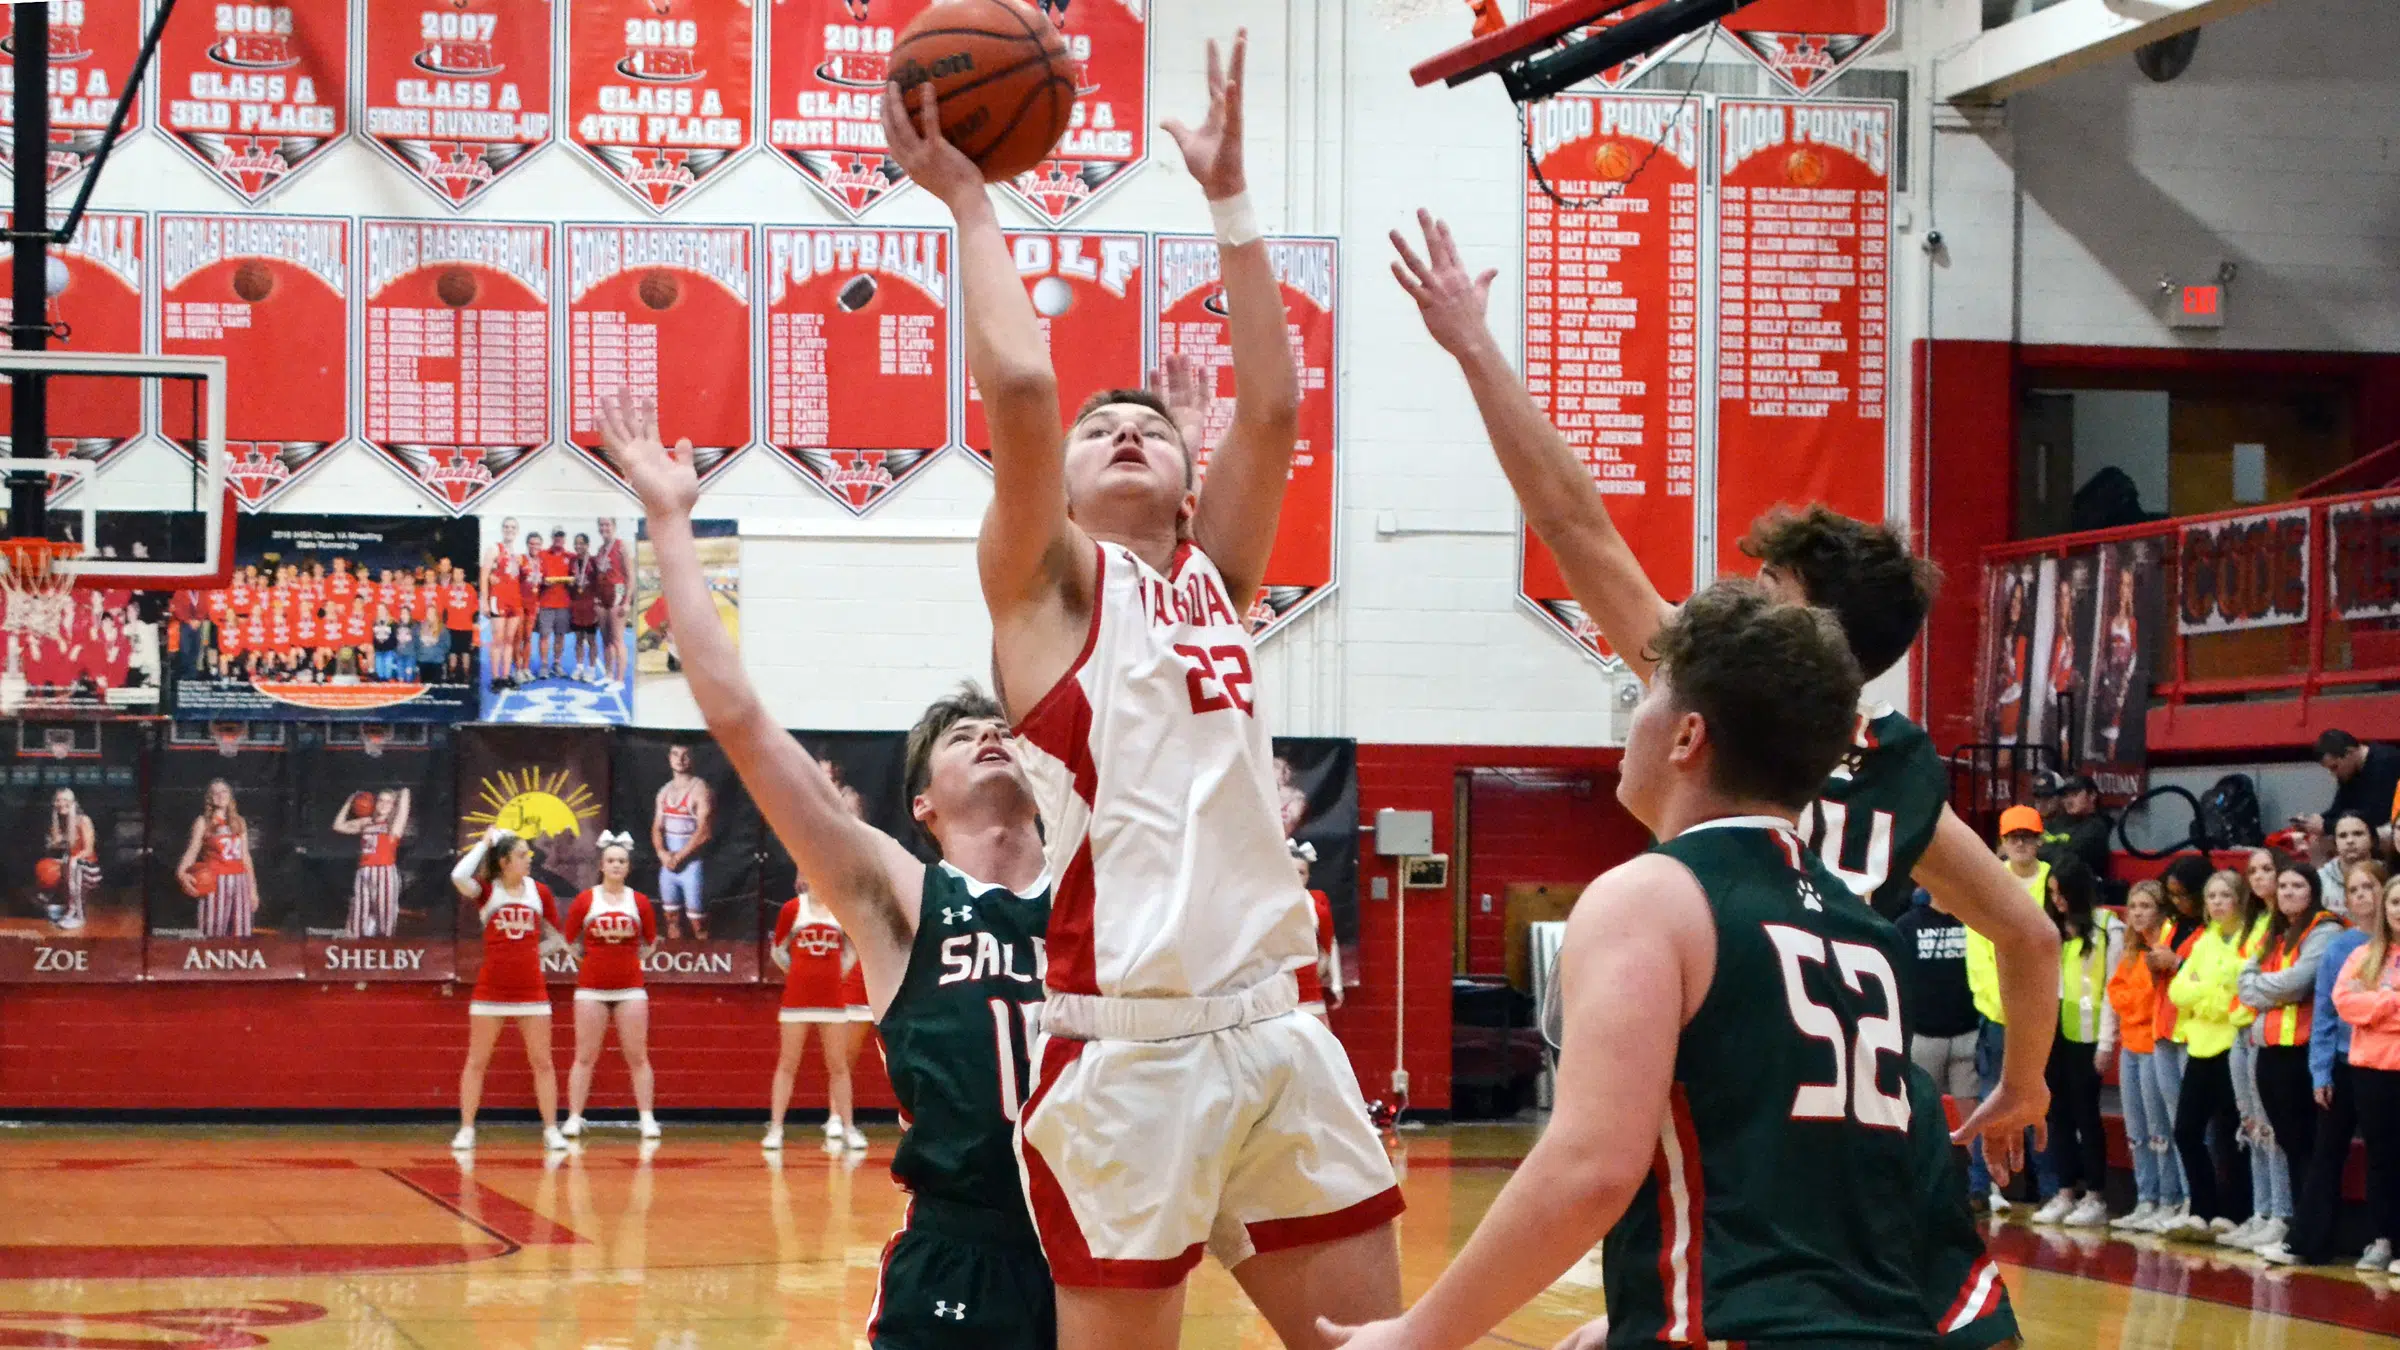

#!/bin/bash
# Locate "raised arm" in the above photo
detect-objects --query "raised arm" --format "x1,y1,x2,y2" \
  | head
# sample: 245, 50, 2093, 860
598, 397, 922, 997
450, 832, 491, 900
391, 789, 411, 842
882, 81, 1088, 626
1170, 33, 1297, 610
1392, 211, 1675, 679
1912, 806, 2060, 1176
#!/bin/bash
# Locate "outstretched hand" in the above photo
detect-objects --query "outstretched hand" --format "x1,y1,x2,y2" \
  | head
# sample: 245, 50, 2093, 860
1162, 32, 1247, 201
1390, 209, 1501, 362
882, 81, 985, 209
594, 393, 699, 521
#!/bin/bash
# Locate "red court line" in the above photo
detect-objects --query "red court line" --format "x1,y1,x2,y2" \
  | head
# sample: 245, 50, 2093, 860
0, 1243, 510, 1280
1984, 1223, 2400, 1335
384, 1167, 582, 1247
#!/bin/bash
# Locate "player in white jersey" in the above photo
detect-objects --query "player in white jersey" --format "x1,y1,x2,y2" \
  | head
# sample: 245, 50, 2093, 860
888, 32, 1400, 1348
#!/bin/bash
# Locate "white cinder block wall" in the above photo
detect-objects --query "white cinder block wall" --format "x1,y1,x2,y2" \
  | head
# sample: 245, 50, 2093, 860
80, 0, 2400, 740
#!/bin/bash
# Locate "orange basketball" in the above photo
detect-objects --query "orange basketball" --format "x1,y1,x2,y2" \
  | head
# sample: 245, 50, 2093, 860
891, 0, 1077, 182
1784, 147, 1827, 187
351, 791, 378, 818
1591, 140, 1637, 182
180, 860, 218, 899
35, 857, 63, 890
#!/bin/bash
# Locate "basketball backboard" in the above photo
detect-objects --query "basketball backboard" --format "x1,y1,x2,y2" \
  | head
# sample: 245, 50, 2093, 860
1412, 0, 1761, 100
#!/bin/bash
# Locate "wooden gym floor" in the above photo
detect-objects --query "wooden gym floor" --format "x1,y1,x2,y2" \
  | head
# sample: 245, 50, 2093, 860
4, 1124, 2399, 1348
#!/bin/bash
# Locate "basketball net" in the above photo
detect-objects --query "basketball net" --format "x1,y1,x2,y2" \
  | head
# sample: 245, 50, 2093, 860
361, 724, 390, 759
212, 722, 245, 759
0, 540, 78, 715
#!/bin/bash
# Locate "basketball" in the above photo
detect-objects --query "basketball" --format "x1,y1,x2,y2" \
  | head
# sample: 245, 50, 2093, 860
35, 858, 63, 890
1591, 139, 1637, 182
637, 270, 682, 311
435, 267, 480, 308
351, 791, 377, 818
179, 860, 218, 899
232, 260, 276, 303
890, 0, 1077, 181
1784, 147, 1828, 187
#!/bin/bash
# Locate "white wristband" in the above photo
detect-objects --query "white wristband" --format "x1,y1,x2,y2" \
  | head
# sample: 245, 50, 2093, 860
1209, 192, 1262, 249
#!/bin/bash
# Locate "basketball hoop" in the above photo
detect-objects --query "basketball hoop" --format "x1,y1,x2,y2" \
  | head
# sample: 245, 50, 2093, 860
44, 727, 76, 761
211, 721, 245, 759
0, 539, 81, 648
361, 724, 391, 759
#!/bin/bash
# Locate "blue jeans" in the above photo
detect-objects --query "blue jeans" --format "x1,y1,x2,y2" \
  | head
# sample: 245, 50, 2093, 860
2231, 1036, 2293, 1219
2123, 1047, 2189, 1207
1968, 1017, 2063, 1198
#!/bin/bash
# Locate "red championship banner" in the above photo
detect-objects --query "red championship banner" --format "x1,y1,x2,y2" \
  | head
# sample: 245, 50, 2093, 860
568, 0, 756, 213
766, 0, 933, 217
1154, 234, 1338, 637
762, 225, 953, 513
1521, 0, 1697, 89
1721, 0, 1893, 96
567, 224, 755, 489
362, 0, 558, 210
157, 0, 349, 203
965, 230, 1145, 463
362, 220, 555, 513
160, 214, 351, 509
0, 212, 143, 480
1712, 99, 1891, 577
998, 0, 1147, 226
0, 0, 147, 187
1519, 95, 1701, 665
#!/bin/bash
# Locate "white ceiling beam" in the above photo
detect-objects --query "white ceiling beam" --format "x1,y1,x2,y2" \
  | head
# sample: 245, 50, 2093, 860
1935, 0, 2281, 104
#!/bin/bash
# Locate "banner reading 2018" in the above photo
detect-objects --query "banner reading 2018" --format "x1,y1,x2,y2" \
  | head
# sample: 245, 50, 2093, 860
1711, 99, 1893, 577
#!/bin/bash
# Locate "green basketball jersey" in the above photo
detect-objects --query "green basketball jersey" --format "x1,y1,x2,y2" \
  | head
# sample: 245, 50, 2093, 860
1798, 706, 1949, 922
1904, 1063, 2018, 1350
1602, 818, 1931, 1349
880, 861, 1051, 1232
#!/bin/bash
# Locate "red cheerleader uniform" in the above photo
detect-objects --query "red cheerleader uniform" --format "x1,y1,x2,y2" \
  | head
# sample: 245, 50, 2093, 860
471, 876, 559, 1016
1296, 889, 1336, 1014
773, 895, 856, 1024
566, 886, 656, 1003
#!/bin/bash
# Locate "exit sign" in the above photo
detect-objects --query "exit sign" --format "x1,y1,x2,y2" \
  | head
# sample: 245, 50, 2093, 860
2170, 284, 2226, 329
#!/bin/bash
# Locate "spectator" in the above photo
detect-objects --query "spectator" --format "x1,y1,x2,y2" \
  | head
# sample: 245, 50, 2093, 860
2301, 729, 2400, 841
2319, 812, 2377, 901
2162, 869, 2260, 1238
2330, 876, 2400, 1277
2233, 862, 2340, 1256
1966, 805, 2062, 1210
1899, 886, 1978, 1107
2109, 880, 2188, 1232
2260, 860, 2386, 1267
2042, 772, 2116, 882
2225, 849, 2288, 1250
2033, 856, 2122, 1227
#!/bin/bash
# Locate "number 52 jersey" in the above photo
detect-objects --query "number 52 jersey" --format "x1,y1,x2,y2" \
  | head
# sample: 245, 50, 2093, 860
1601, 817, 1931, 1349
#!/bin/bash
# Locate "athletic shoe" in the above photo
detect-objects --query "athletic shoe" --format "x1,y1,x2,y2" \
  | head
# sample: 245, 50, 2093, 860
2142, 1201, 2190, 1234
449, 1126, 476, 1151
2111, 1202, 2158, 1231
560, 1116, 586, 1138
2159, 1212, 2212, 1239
2388, 1257, 2400, 1276
761, 1128, 783, 1152
2065, 1195, 2110, 1227
2247, 1218, 2288, 1251
844, 1125, 868, 1152
638, 1114, 661, 1140
2256, 1242, 2300, 1266
2357, 1239, 2394, 1270
2031, 1193, 2075, 1225
54, 911, 82, 931
1987, 1188, 2013, 1214
823, 1116, 846, 1142
43, 905, 64, 924
543, 1126, 569, 1152
2218, 1216, 2264, 1248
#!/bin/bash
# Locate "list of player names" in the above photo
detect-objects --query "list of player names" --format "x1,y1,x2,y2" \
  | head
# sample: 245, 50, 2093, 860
1716, 183, 1887, 422
367, 305, 549, 446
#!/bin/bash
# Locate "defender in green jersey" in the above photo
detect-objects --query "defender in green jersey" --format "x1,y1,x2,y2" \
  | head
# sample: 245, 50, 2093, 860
601, 398, 1055, 1350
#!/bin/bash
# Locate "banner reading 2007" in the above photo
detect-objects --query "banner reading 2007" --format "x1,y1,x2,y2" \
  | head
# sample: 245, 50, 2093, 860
1519, 94, 1702, 665
157, 0, 349, 203
999, 0, 1148, 225
1154, 235, 1338, 637
1712, 99, 1892, 577
569, 0, 755, 213
762, 225, 953, 514
362, 0, 557, 210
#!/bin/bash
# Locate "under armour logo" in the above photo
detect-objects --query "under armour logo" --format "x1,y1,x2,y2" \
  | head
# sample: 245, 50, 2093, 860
942, 905, 974, 925
933, 1301, 967, 1321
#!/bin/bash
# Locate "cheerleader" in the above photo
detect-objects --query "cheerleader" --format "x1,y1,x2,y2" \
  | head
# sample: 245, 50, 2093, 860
562, 832, 661, 1140
43, 787, 99, 931
1289, 839, 1342, 1019
450, 827, 570, 1153
178, 780, 258, 937
763, 889, 869, 1152
334, 788, 410, 938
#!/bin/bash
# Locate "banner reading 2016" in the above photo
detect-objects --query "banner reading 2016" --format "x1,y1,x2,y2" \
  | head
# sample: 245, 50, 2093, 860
569, 0, 755, 213
1711, 99, 1892, 577
1154, 235, 1338, 637
157, 0, 349, 203
1518, 94, 1701, 666
999, 0, 1148, 225
362, 0, 557, 210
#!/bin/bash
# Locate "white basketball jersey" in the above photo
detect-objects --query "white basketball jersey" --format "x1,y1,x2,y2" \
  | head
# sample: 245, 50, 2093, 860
1015, 541, 1314, 999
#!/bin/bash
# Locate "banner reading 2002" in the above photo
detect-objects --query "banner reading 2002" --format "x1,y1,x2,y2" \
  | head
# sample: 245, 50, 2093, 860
157, 0, 350, 203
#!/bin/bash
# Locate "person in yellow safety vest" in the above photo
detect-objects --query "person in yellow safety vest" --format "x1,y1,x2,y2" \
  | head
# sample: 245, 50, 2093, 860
2232, 861, 2341, 1257
2163, 870, 2265, 1238
1964, 804, 2060, 1210
2030, 856, 2124, 1227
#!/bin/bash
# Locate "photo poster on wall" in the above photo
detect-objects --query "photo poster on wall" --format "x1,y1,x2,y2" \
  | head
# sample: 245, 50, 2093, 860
155, 0, 350, 203
1154, 235, 1339, 637
998, 0, 1150, 225
1274, 737, 1361, 990
1973, 557, 2040, 748
0, 211, 145, 479
567, 0, 757, 214
0, 722, 147, 983
2082, 538, 2163, 794
171, 515, 483, 723
565, 224, 756, 489
454, 724, 612, 987
2023, 549, 2100, 767
632, 519, 739, 708
477, 514, 637, 725
145, 723, 304, 981
0, 0, 148, 188
757, 732, 912, 955
2, 517, 170, 720
360, 0, 559, 211
293, 723, 459, 982
611, 729, 763, 982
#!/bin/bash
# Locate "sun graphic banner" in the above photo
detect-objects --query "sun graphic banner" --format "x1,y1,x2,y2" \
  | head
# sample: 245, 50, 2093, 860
996, 0, 1149, 226
632, 518, 739, 715
564, 223, 756, 492
362, 0, 558, 210
567, 0, 757, 213
0, 211, 145, 483
145, 723, 305, 982
159, 214, 353, 510
455, 725, 612, 987
294, 723, 459, 982
156, 0, 350, 203
171, 516, 484, 723
0, 722, 148, 984
477, 515, 638, 725
765, 0, 934, 218
758, 732, 912, 949
963, 231, 1148, 465
0, 0, 150, 189
611, 730, 763, 982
